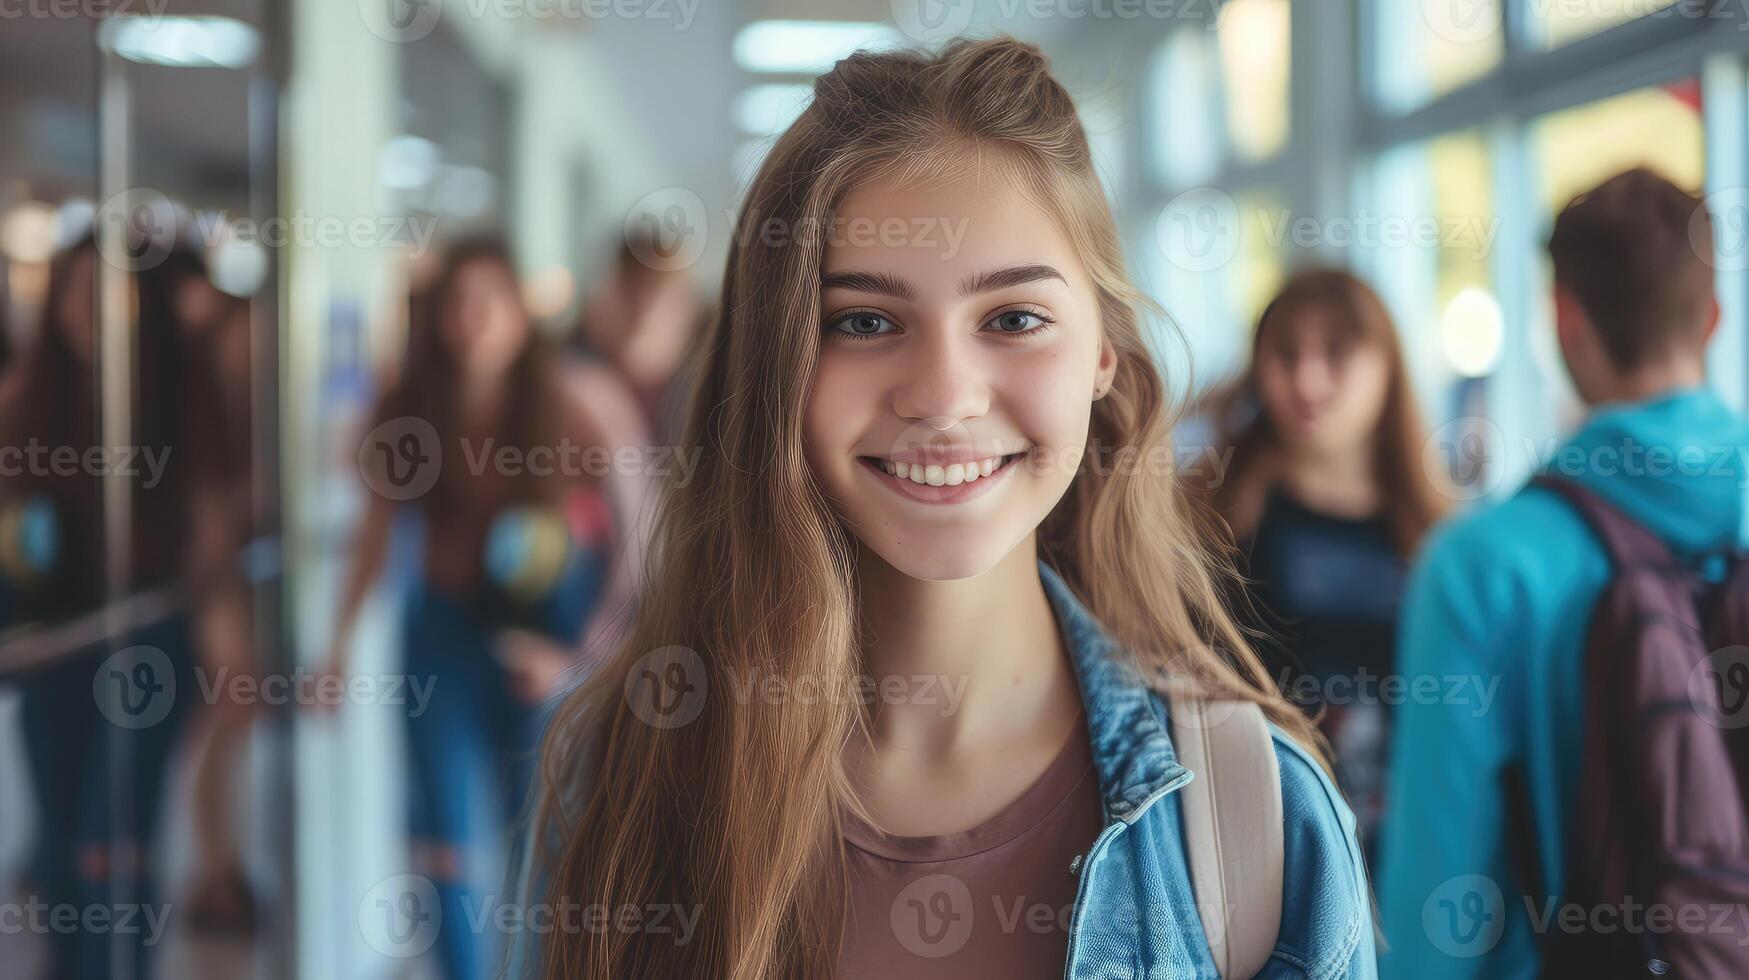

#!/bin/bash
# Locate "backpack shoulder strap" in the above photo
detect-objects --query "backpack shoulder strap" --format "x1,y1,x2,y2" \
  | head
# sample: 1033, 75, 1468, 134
1168, 693, 1284, 979
1530, 473, 1674, 568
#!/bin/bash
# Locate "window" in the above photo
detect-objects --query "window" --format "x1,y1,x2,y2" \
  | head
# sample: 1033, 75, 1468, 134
1365, 130, 1498, 418
1532, 80, 1704, 213
1148, 29, 1221, 188
1372, 0, 1504, 113
1149, 185, 1286, 391
1529, 0, 1683, 49
1217, 0, 1291, 162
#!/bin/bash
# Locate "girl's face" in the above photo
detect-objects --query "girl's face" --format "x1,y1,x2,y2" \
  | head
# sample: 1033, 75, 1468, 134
1254, 308, 1390, 454
441, 258, 529, 378
803, 169, 1116, 582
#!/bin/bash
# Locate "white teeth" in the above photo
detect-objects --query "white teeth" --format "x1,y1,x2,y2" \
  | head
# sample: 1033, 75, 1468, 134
875, 454, 1010, 485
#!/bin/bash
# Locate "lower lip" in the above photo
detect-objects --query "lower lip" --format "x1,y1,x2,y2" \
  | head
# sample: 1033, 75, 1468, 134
859, 455, 1021, 505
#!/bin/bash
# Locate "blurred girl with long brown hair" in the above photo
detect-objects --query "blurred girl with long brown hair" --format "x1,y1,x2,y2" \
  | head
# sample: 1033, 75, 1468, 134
323, 236, 650, 980
1, 233, 241, 980
510, 38, 1375, 980
1211, 268, 1448, 855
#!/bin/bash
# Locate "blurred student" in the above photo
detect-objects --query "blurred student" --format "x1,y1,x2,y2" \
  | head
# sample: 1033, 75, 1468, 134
322, 237, 651, 980
1379, 169, 1749, 977
510, 38, 1374, 980
170, 282, 260, 937
1213, 268, 1448, 855
571, 232, 702, 445
1, 234, 241, 979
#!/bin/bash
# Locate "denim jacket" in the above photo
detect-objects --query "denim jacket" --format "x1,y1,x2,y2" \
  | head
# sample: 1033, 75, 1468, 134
1038, 562, 1378, 979
503, 561, 1378, 979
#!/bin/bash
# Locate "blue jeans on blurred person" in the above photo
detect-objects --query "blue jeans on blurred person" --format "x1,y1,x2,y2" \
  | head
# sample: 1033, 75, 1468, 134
399, 546, 603, 980
18, 616, 197, 980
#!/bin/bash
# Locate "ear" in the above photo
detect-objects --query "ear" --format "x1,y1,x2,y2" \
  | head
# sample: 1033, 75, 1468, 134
1701, 293, 1721, 346
1093, 335, 1119, 399
1551, 283, 1588, 362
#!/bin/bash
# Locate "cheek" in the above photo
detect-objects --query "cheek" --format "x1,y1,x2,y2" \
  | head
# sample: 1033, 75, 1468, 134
1334, 351, 1391, 422
1002, 347, 1093, 451
803, 351, 877, 471
1255, 358, 1294, 414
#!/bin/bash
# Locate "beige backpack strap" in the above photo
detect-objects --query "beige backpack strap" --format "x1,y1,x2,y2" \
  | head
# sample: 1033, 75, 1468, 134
1168, 694, 1284, 979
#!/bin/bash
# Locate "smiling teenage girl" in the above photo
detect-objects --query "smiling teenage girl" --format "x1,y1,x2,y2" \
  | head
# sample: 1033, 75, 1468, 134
514, 38, 1374, 979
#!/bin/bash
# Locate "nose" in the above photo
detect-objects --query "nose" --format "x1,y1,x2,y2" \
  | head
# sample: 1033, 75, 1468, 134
889, 328, 990, 429
1292, 354, 1335, 402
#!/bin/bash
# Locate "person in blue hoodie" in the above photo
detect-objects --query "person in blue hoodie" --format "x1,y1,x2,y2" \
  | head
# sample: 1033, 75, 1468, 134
1378, 168, 1749, 977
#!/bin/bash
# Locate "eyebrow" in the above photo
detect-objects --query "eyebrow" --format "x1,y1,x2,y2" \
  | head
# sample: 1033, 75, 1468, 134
957, 264, 1067, 296
819, 263, 1068, 300
819, 269, 914, 300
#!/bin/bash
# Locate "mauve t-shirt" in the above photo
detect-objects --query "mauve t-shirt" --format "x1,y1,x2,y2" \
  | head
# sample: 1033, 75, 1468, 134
837, 722, 1105, 979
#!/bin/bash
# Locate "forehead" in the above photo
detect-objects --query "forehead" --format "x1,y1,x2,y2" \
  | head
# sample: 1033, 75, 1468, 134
822, 166, 1090, 293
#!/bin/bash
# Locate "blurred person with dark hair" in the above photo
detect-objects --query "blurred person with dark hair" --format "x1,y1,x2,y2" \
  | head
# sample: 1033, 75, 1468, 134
571, 229, 703, 445
320, 236, 651, 980
1211, 267, 1449, 857
1379, 169, 1749, 976
0, 233, 245, 979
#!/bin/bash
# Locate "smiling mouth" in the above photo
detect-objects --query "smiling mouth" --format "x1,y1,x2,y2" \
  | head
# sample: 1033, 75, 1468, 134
855, 452, 1025, 504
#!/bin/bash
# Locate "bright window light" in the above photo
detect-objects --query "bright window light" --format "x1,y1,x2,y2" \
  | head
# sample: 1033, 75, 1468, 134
1441, 286, 1505, 378
98, 15, 260, 69
732, 21, 901, 75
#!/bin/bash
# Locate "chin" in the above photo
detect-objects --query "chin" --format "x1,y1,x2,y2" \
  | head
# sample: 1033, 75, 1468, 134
862, 531, 1016, 583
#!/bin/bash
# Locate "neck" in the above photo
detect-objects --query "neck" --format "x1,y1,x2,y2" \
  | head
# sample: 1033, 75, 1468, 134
853, 539, 1077, 756
457, 370, 507, 427
1279, 437, 1379, 517
1593, 357, 1706, 408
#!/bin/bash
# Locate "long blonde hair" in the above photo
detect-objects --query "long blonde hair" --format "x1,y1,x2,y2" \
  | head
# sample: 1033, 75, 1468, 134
528, 36, 1324, 980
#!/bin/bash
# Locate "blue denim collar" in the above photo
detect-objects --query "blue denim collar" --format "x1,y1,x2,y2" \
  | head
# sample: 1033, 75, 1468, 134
1038, 561, 1191, 822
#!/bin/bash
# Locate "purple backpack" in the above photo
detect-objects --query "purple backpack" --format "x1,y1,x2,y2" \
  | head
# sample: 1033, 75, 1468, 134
1533, 474, 1749, 978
